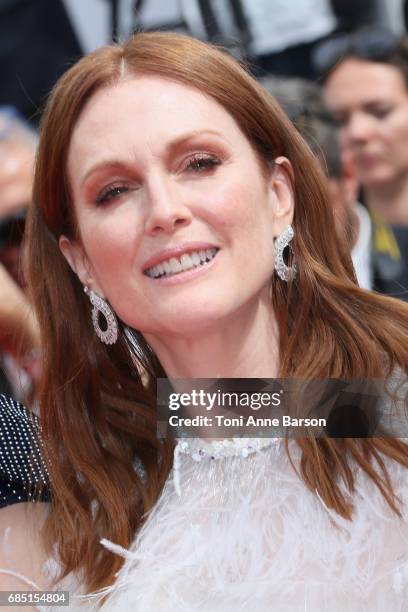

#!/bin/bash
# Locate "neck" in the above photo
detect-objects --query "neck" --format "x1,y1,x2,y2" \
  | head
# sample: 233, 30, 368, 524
365, 176, 408, 226
143, 290, 280, 380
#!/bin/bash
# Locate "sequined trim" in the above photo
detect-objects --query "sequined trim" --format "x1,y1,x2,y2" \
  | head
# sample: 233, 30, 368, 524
176, 437, 281, 461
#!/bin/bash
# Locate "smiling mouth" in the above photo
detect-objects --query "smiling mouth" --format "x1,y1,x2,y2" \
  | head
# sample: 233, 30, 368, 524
144, 248, 219, 279
356, 154, 379, 168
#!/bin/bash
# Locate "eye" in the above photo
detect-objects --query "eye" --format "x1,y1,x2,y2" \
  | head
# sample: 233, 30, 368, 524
95, 184, 130, 206
332, 113, 348, 128
184, 154, 221, 173
369, 106, 393, 119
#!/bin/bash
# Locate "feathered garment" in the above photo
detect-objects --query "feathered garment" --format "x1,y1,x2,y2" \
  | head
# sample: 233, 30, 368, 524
51, 438, 408, 612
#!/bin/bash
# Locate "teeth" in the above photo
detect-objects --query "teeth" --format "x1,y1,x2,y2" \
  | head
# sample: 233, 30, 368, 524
169, 257, 182, 273
145, 248, 218, 278
163, 260, 171, 275
180, 254, 194, 270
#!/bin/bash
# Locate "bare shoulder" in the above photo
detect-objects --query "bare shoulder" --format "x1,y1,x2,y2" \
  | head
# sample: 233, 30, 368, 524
0, 501, 51, 590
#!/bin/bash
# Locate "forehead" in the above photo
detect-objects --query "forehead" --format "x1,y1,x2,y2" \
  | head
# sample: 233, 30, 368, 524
324, 58, 408, 110
68, 76, 242, 164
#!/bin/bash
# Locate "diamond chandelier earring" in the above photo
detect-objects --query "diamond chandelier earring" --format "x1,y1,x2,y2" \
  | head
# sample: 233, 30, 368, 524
84, 286, 118, 345
274, 225, 297, 282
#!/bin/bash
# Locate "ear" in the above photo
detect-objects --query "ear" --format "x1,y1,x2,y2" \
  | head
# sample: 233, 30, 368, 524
268, 156, 295, 236
59, 235, 102, 294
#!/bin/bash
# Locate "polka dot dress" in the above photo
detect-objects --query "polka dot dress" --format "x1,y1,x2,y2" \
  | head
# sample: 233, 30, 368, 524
0, 394, 50, 507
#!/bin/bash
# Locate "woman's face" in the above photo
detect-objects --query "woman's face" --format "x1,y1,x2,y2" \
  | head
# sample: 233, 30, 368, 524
324, 58, 408, 189
61, 76, 293, 337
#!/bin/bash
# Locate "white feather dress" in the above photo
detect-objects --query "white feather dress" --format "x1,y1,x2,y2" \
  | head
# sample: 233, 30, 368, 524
52, 437, 408, 612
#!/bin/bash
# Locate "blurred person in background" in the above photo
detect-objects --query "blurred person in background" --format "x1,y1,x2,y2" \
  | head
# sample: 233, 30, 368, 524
242, 0, 382, 79
152, 0, 385, 79
263, 76, 408, 298
315, 26, 408, 300
0, 108, 40, 399
0, 0, 82, 125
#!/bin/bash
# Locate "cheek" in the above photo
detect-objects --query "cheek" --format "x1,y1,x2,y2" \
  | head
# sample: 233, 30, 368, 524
382, 110, 408, 149
78, 211, 141, 287
215, 173, 272, 227
339, 129, 353, 152
220, 181, 275, 267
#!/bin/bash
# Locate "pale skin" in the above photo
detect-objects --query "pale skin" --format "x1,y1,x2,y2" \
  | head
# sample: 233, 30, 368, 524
61, 76, 294, 380
324, 58, 408, 226
0, 76, 294, 589
0, 503, 50, 609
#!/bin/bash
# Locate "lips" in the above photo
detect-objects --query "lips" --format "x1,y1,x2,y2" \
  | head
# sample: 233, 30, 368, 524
355, 154, 380, 170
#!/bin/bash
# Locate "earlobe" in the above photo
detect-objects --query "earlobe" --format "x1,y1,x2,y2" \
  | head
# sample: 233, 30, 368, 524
59, 235, 94, 287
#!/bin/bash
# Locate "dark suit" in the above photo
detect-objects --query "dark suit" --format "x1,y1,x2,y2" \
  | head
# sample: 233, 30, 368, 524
371, 215, 408, 302
0, 0, 82, 124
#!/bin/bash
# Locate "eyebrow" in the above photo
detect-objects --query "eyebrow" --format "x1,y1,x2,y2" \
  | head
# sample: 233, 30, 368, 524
334, 98, 392, 113
80, 129, 226, 187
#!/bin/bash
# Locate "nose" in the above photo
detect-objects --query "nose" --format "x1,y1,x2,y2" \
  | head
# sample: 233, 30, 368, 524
143, 175, 193, 236
343, 112, 374, 146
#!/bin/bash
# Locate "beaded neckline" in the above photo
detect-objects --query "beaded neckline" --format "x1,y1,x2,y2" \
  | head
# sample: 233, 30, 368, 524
176, 437, 281, 461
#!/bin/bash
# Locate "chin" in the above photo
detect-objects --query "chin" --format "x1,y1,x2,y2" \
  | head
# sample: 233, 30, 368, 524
142, 316, 224, 338
141, 300, 242, 337
359, 167, 395, 188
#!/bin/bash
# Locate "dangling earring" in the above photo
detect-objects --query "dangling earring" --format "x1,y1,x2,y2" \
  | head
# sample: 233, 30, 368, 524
274, 225, 297, 282
84, 286, 118, 345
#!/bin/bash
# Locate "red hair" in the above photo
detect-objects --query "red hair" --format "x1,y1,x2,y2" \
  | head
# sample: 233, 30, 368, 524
26, 32, 408, 595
